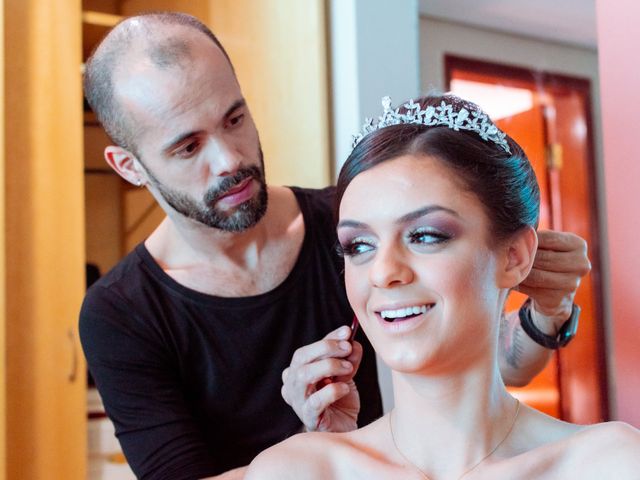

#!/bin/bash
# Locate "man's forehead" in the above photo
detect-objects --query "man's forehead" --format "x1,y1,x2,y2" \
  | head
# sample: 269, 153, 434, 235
111, 38, 240, 141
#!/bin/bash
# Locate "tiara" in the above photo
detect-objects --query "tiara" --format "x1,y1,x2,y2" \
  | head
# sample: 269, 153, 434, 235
352, 96, 511, 154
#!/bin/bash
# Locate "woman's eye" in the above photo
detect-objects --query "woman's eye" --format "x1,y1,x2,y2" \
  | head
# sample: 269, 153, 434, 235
338, 239, 375, 257
407, 228, 451, 246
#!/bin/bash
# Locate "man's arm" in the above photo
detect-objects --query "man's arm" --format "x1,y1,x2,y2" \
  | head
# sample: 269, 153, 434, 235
79, 290, 220, 479
498, 230, 591, 386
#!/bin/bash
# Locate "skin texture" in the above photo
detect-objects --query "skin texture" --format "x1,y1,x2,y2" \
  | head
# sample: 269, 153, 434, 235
246, 155, 639, 480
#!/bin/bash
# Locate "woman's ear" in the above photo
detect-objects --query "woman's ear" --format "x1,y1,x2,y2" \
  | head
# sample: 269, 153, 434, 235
497, 226, 538, 289
104, 145, 147, 187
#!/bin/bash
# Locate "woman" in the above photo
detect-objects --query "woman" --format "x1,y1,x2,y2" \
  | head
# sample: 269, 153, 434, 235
246, 95, 639, 479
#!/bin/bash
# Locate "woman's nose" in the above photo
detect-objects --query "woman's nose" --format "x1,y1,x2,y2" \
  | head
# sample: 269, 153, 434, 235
368, 244, 414, 288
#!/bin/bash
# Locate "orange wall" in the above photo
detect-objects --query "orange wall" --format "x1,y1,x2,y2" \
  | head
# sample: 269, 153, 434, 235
596, 0, 640, 426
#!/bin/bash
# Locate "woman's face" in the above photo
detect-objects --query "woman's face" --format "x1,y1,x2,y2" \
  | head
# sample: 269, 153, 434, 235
337, 154, 507, 374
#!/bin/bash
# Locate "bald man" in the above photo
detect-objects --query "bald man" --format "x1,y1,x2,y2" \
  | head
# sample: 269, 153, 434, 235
79, 12, 591, 480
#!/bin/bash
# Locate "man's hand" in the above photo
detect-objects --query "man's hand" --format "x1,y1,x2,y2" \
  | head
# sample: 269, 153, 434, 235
518, 230, 591, 332
281, 326, 361, 433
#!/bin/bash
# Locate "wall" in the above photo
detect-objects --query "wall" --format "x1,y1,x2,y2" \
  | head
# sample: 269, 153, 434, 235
330, 0, 420, 175
596, 0, 640, 427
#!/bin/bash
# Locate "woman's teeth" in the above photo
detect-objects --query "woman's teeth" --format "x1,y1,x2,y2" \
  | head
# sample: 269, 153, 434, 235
380, 304, 431, 322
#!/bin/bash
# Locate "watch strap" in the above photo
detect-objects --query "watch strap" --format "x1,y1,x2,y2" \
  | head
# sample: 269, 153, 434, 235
518, 300, 580, 349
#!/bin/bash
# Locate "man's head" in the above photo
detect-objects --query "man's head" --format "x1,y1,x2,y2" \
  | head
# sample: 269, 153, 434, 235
84, 12, 268, 232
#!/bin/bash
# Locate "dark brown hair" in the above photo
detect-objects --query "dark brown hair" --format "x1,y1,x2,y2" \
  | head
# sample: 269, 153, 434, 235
336, 94, 540, 239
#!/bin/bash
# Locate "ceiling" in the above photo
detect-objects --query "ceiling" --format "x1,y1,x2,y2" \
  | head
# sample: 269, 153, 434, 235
419, 0, 597, 50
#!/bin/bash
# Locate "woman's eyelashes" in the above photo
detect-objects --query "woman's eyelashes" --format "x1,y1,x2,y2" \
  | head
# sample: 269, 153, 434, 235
337, 236, 376, 258
406, 226, 453, 246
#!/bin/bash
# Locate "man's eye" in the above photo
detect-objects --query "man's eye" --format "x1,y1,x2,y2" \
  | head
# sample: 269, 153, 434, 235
175, 141, 200, 157
228, 114, 245, 128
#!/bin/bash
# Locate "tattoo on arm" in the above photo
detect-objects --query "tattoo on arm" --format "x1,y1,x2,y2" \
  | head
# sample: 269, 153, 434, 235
500, 312, 523, 370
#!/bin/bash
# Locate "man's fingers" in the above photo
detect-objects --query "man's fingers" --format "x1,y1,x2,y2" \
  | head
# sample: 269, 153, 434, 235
517, 285, 565, 305
289, 335, 352, 368
537, 229, 588, 253
533, 246, 591, 274
323, 325, 352, 340
292, 358, 354, 388
521, 267, 582, 291
334, 341, 363, 382
302, 382, 351, 426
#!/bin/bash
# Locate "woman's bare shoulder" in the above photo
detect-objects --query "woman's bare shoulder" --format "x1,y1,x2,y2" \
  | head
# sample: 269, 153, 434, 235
576, 421, 640, 460
244, 431, 348, 480
520, 421, 640, 479
245, 418, 396, 480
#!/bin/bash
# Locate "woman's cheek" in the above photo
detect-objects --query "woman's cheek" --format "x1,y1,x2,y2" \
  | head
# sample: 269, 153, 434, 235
345, 265, 368, 319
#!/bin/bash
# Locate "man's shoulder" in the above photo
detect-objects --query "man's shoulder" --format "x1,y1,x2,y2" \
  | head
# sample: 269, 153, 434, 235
83, 246, 147, 303
287, 185, 336, 215
80, 243, 164, 329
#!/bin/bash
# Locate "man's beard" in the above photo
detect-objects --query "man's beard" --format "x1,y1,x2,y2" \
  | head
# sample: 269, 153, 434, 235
145, 154, 268, 232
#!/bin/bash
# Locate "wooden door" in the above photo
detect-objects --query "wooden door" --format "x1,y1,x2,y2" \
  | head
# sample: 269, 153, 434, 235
5, 0, 87, 478
446, 56, 608, 423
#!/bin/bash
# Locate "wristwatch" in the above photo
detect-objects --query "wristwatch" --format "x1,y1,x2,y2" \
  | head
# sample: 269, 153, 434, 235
518, 299, 580, 349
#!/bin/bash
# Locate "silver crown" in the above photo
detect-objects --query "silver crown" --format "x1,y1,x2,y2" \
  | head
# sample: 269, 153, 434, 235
352, 96, 511, 154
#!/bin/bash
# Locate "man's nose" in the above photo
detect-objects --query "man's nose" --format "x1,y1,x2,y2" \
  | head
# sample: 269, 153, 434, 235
368, 243, 414, 289
206, 137, 243, 177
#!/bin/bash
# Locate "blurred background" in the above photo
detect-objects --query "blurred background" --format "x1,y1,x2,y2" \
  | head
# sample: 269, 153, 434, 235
1, 0, 638, 478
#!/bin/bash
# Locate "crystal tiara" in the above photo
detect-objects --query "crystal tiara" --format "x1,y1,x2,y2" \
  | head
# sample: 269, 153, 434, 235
352, 96, 511, 154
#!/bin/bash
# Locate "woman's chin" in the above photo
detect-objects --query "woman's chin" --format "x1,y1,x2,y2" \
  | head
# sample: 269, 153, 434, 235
379, 345, 438, 374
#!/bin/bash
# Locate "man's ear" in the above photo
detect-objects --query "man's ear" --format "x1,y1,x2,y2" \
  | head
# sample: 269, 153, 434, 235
497, 226, 538, 289
104, 145, 146, 187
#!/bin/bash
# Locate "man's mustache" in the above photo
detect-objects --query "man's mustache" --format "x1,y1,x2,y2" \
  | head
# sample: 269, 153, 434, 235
204, 166, 263, 204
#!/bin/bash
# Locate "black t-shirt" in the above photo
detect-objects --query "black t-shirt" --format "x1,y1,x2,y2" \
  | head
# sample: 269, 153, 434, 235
79, 186, 382, 480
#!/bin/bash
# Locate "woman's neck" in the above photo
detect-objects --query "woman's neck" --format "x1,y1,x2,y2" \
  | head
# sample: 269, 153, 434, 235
389, 361, 518, 479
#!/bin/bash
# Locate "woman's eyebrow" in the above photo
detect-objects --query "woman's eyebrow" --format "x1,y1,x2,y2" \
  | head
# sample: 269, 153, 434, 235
396, 205, 459, 224
337, 205, 458, 230
337, 219, 369, 230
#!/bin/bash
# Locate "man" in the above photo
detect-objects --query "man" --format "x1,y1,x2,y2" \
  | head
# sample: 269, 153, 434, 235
79, 12, 590, 480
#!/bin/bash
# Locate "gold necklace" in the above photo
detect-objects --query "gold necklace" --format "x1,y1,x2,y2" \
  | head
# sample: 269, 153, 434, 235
388, 399, 520, 480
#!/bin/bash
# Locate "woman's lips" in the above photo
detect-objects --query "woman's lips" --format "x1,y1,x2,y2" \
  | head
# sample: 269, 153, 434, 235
379, 304, 433, 322
374, 303, 435, 332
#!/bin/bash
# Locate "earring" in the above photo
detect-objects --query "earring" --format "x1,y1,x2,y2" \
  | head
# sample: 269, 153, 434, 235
136, 179, 143, 187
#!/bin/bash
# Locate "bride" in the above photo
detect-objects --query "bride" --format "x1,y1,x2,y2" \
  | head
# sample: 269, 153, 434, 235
245, 95, 639, 479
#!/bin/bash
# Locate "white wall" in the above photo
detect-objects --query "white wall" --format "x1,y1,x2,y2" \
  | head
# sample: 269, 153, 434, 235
330, 0, 420, 176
